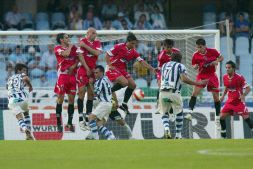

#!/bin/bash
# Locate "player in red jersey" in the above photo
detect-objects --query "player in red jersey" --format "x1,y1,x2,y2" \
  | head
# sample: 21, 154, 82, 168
105, 32, 156, 114
189, 38, 224, 124
156, 39, 179, 115
220, 60, 253, 138
54, 33, 79, 132
77, 27, 102, 130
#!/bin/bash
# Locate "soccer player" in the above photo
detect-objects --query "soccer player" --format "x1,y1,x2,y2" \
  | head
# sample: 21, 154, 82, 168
86, 65, 115, 140
220, 60, 253, 138
156, 39, 179, 115
105, 32, 156, 114
54, 33, 78, 132
77, 27, 102, 130
160, 52, 206, 139
7, 63, 34, 140
189, 38, 224, 128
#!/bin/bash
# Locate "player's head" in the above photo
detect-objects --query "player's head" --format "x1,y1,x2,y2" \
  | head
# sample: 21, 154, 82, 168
196, 38, 206, 54
163, 39, 174, 51
86, 27, 97, 41
56, 33, 70, 46
126, 32, 138, 49
225, 60, 236, 74
171, 52, 182, 63
94, 65, 105, 79
15, 63, 28, 74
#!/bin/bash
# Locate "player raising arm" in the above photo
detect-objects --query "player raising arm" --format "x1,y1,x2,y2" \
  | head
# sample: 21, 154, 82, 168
7, 63, 34, 140
220, 60, 253, 138
54, 33, 78, 132
105, 32, 156, 114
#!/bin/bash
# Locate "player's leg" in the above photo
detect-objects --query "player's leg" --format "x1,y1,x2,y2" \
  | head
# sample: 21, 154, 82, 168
220, 104, 231, 138
120, 77, 136, 114
56, 95, 64, 132
239, 105, 253, 133
159, 91, 171, 139
155, 78, 161, 114
175, 111, 183, 139
85, 81, 94, 120
66, 94, 75, 132
98, 121, 116, 140
86, 113, 99, 140
106, 69, 128, 92
189, 86, 202, 111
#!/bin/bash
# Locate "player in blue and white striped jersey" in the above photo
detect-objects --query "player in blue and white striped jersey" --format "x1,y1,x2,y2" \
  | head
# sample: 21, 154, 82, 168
7, 63, 34, 140
86, 65, 116, 140
159, 52, 207, 139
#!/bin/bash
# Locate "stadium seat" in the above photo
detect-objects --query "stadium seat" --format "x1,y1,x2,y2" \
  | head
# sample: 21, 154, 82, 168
51, 12, 65, 27
21, 12, 33, 23
36, 12, 49, 22
36, 20, 50, 30
220, 36, 233, 57
32, 78, 42, 87
235, 37, 249, 56
135, 78, 148, 88
203, 12, 216, 22
150, 79, 158, 89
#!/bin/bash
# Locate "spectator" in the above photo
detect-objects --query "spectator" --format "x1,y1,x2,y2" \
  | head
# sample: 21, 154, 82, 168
150, 4, 167, 29
103, 20, 115, 30
112, 12, 133, 30
4, 4, 22, 29
6, 61, 15, 82
235, 12, 250, 38
28, 52, 45, 78
134, 14, 152, 30
68, 0, 83, 17
83, 11, 103, 30
120, 19, 131, 30
101, 0, 118, 20
147, 0, 164, 13
39, 44, 57, 74
69, 10, 83, 30
134, 3, 150, 22
133, 0, 148, 12
8, 45, 27, 64
219, 13, 235, 37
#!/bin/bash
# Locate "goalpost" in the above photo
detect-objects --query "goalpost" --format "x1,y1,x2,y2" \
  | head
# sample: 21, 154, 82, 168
0, 30, 221, 140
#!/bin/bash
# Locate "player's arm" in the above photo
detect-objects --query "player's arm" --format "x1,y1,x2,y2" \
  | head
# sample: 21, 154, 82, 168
68, 61, 78, 75
80, 41, 102, 56
211, 55, 224, 66
241, 85, 251, 102
180, 73, 207, 86
60, 44, 73, 57
220, 87, 228, 102
77, 53, 91, 75
105, 53, 115, 70
139, 59, 156, 73
23, 75, 33, 92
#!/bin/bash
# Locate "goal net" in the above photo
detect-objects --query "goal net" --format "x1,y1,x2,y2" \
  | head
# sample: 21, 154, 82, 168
0, 30, 220, 140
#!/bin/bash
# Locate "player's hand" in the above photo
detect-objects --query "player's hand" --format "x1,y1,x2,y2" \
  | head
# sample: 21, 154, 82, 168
68, 66, 75, 75
193, 64, 199, 70
150, 67, 156, 74
68, 44, 73, 49
86, 68, 91, 76
240, 95, 246, 102
29, 86, 33, 92
108, 65, 115, 70
198, 79, 208, 85
211, 60, 218, 66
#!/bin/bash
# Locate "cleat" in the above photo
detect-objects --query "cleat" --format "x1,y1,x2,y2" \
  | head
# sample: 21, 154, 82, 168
79, 121, 90, 131
65, 124, 75, 132
86, 132, 99, 140
25, 129, 34, 140
164, 130, 172, 139
154, 109, 160, 114
221, 130, 227, 139
119, 103, 130, 115
184, 113, 192, 120
107, 131, 116, 140
57, 124, 63, 133
175, 137, 182, 139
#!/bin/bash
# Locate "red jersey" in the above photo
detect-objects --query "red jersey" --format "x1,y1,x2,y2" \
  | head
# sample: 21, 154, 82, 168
192, 48, 220, 77
79, 37, 102, 69
107, 43, 143, 70
223, 73, 248, 104
157, 48, 180, 69
54, 45, 78, 74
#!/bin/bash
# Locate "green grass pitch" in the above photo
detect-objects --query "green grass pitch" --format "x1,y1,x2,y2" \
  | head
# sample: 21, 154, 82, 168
0, 139, 252, 169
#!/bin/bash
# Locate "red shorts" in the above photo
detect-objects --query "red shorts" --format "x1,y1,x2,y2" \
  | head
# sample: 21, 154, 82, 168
106, 69, 131, 82
76, 67, 91, 88
156, 70, 161, 81
196, 74, 219, 92
54, 74, 76, 95
221, 102, 249, 118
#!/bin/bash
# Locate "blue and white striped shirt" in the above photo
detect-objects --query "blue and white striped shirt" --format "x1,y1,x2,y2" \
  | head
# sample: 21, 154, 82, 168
7, 73, 28, 100
160, 61, 187, 91
94, 76, 112, 102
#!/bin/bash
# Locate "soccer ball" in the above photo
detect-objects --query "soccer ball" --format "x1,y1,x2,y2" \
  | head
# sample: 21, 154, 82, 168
133, 89, 145, 101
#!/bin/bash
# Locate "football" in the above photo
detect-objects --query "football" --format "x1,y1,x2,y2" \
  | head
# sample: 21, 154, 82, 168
133, 89, 145, 101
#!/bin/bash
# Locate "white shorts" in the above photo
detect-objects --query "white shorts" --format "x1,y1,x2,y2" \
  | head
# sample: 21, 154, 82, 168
8, 98, 29, 116
159, 91, 183, 115
92, 102, 112, 121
